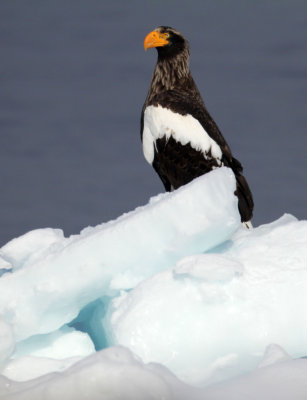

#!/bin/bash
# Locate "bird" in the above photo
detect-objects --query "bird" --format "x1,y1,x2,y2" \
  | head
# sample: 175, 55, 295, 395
140, 26, 254, 227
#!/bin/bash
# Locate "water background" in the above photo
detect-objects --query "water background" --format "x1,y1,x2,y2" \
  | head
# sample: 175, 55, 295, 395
1, 0, 307, 246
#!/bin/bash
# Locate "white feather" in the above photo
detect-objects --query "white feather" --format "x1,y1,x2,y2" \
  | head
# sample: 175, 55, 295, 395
142, 105, 222, 165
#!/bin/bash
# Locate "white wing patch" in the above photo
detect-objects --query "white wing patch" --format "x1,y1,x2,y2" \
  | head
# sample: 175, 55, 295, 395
142, 105, 222, 165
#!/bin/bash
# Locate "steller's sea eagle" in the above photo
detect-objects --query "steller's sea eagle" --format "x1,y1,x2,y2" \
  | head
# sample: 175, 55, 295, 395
141, 26, 254, 226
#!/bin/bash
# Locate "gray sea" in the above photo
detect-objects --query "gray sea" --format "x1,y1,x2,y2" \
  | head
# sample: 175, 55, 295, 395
1, 0, 306, 246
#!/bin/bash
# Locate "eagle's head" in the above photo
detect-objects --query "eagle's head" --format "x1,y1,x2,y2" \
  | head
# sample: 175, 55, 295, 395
144, 26, 189, 59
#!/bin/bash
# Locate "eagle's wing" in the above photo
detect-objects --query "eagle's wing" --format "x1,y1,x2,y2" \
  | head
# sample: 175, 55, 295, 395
141, 88, 253, 221
147, 88, 233, 161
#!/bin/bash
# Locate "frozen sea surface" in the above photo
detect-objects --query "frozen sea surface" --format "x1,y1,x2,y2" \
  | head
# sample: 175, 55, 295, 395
0, 167, 307, 399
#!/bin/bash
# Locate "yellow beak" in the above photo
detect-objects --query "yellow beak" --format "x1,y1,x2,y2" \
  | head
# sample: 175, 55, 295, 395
144, 31, 169, 51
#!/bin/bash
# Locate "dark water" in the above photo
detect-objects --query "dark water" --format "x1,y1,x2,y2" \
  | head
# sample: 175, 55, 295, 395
1, 0, 306, 246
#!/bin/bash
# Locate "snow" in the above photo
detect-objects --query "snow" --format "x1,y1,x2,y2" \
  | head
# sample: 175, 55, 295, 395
0, 229, 65, 272
1, 347, 307, 400
0, 320, 14, 368
0, 167, 306, 399
0, 167, 239, 342
102, 215, 307, 385
257, 343, 291, 368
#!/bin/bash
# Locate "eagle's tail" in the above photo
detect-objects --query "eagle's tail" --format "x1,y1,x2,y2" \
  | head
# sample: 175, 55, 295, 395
229, 157, 254, 225
235, 171, 254, 224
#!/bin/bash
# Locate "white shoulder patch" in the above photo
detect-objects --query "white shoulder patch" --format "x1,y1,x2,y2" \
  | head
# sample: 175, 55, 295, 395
142, 105, 222, 165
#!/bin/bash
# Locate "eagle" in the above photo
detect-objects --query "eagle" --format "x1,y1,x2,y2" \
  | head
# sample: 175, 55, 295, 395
141, 26, 254, 226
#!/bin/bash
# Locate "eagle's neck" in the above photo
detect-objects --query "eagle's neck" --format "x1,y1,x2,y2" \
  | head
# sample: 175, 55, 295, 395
146, 48, 190, 104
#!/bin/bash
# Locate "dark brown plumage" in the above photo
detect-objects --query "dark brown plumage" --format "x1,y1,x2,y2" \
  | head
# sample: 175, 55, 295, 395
141, 26, 254, 224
